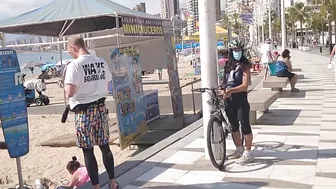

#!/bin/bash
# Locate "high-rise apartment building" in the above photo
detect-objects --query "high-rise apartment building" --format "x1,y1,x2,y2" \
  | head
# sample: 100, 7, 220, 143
160, 0, 180, 19
185, 0, 220, 35
186, 0, 198, 35
133, 2, 146, 13
215, 0, 221, 21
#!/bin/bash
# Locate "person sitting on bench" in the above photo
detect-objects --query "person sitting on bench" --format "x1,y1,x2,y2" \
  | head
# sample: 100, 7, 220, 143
275, 49, 299, 92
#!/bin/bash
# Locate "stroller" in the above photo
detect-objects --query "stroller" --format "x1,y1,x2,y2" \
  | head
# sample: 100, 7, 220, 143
24, 79, 50, 106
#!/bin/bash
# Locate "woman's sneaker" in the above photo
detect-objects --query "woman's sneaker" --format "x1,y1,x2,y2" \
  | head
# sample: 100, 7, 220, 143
227, 147, 244, 159
235, 151, 254, 164
291, 88, 300, 92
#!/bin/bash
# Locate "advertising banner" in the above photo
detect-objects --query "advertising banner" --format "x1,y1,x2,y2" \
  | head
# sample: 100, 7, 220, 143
109, 46, 148, 149
144, 90, 160, 123
0, 49, 29, 158
122, 16, 164, 36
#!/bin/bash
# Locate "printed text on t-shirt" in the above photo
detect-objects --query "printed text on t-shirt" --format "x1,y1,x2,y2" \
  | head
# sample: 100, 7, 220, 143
82, 62, 106, 82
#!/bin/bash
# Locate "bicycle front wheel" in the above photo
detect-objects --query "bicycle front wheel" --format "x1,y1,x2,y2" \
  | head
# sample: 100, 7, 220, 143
207, 116, 226, 170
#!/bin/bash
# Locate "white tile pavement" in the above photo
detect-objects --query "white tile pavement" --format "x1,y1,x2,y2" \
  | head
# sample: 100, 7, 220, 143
116, 49, 336, 188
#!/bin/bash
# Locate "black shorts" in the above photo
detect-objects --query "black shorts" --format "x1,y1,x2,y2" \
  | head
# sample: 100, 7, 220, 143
224, 95, 252, 135
276, 70, 295, 79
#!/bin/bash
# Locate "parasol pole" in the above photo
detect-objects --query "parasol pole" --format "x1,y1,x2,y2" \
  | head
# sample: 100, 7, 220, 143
58, 20, 75, 106
59, 40, 66, 106
115, 13, 121, 48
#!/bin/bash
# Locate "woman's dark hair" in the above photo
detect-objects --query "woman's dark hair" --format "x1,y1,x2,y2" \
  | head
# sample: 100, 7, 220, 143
281, 49, 290, 59
66, 156, 81, 172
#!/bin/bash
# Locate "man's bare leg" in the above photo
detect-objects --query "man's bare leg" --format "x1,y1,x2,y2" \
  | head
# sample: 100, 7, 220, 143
264, 66, 269, 80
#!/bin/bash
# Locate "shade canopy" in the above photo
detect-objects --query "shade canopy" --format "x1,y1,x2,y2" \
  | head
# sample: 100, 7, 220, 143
0, 0, 162, 37
191, 26, 238, 38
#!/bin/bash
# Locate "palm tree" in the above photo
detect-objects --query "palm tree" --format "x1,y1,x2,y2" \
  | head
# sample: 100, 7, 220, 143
272, 18, 281, 38
311, 12, 327, 43
294, 2, 311, 46
313, 0, 336, 51
286, 7, 298, 45
305, 13, 312, 44
230, 13, 242, 36
262, 10, 278, 39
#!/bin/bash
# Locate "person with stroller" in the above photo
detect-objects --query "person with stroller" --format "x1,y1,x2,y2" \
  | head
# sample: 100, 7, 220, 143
220, 40, 254, 164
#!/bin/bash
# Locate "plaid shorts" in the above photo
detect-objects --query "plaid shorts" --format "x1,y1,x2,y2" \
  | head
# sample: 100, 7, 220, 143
74, 103, 109, 148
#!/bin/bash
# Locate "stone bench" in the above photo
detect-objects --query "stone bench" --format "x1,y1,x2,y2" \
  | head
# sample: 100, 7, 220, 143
302, 46, 310, 51
263, 76, 289, 92
248, 90, 279, 124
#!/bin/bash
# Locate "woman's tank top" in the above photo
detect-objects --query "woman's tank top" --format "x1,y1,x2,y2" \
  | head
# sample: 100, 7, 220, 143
74, 167, 90, 188
224, 62, 247, 99
275, 60, 288, 72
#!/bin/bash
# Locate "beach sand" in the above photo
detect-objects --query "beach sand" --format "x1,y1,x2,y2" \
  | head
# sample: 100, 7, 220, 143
0, 59, 201, 188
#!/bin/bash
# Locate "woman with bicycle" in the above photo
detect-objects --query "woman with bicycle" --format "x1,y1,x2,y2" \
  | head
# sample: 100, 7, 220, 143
221, 40, 254, 164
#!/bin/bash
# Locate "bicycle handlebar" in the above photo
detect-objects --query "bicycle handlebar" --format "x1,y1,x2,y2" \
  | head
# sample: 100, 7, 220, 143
191, 84, 229, 93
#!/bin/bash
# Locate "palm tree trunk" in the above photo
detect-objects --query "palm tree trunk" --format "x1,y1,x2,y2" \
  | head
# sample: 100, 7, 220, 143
322, 24, 325, 45
328, 17, 332, 53
334, 20, 336, 49
305, 27, 309, 45
300, 21, 304, 46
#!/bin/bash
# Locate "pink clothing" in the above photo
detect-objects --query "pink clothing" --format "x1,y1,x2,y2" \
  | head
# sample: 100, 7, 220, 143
74, 167, 90, 188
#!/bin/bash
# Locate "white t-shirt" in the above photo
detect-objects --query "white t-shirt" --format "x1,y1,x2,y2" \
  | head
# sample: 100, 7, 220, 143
64, 54, 112, 109
261, 43, 273, 63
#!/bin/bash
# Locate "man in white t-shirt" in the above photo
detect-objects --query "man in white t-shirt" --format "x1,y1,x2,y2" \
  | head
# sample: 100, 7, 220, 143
261, 38, 274, 80
64, 36, 118, 189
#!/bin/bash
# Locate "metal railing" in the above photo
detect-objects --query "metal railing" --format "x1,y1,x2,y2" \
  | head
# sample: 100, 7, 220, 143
180, 78, 201, 114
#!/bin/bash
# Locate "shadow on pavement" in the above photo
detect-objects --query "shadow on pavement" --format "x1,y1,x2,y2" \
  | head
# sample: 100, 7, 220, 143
257, 109, 301, 126
279, 91, 306, 98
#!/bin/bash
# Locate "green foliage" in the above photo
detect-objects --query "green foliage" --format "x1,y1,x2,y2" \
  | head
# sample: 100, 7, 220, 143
220, 13, 242, 35
311, 12, 327, 32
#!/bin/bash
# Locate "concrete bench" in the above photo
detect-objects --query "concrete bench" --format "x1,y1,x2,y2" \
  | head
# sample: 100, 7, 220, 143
248, 90, 279, 124
302, 46, 310, 51
263, 76, 289, 92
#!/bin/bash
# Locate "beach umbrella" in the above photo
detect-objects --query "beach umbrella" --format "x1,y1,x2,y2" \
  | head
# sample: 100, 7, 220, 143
218, 58, 228, 67
23, 61, 46, 69
56, 59, 72, 66
41, 63, 56, 71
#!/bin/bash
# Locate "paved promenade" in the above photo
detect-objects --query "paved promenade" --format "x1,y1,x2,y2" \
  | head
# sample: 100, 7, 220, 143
112, 49, 336, 189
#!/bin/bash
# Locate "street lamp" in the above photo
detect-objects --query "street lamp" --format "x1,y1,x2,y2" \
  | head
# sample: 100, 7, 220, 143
268, 0, 272, 39
280, 0, 286, 51
198, 0, 218, 158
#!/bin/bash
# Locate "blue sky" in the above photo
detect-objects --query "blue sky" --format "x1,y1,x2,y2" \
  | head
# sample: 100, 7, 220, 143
0, 0, 186, 41
0, 0, 187, 20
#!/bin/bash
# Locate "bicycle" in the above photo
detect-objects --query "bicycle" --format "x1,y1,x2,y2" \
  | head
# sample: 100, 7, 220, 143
192, 85, 244, 170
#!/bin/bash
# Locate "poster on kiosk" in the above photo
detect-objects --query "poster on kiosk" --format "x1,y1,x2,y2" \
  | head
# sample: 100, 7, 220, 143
109, 46, 148, 150
0, 49, 29, 158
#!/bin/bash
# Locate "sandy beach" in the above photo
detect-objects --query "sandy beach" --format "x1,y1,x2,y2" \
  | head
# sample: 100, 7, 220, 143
0, 59, 202, 188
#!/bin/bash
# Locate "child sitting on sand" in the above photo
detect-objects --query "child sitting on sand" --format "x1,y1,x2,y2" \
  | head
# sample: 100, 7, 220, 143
57, 156, 90, 189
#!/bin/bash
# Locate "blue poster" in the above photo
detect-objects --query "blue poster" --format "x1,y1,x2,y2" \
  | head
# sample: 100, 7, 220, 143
0, 49, 29, 158
109, 46, 148, 149
144, 90, 160, 123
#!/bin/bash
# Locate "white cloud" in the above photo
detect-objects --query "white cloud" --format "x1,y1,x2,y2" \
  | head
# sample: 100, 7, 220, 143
0, 0, 53, 19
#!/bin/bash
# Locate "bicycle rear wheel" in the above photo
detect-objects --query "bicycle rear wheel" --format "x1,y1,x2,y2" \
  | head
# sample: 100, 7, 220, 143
207, 116, 226, 170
